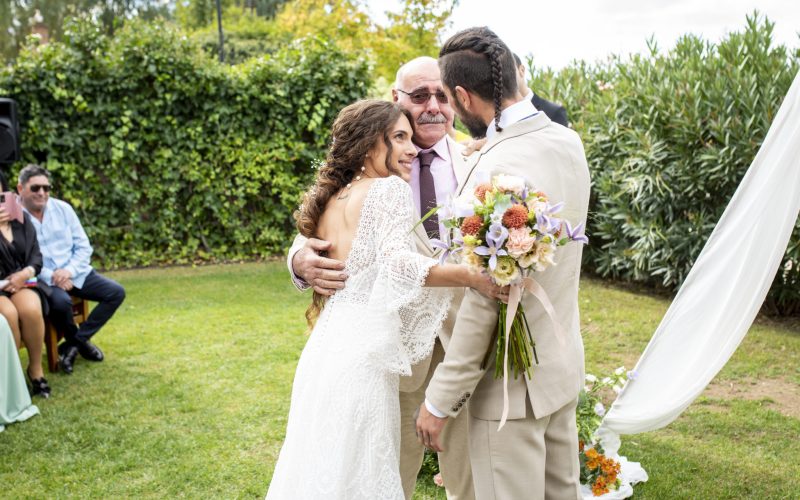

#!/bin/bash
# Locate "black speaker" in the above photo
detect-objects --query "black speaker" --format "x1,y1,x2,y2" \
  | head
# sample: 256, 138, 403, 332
0, 98, 21, 165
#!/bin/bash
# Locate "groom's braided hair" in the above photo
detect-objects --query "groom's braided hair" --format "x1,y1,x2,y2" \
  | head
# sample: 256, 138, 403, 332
295, 99, 412, 328
439, 27, 517, 133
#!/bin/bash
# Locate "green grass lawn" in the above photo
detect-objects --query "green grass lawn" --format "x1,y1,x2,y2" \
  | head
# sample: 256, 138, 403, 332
2, 262, 799, 498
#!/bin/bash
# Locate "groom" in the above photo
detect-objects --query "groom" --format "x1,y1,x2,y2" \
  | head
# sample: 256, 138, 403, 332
416, 27, 590, 499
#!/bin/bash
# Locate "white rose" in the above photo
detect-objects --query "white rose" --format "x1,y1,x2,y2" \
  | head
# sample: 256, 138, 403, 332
494, 174, 526, 196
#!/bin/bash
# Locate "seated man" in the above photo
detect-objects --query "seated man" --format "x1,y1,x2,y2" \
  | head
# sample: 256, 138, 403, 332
16, 164, 126, 374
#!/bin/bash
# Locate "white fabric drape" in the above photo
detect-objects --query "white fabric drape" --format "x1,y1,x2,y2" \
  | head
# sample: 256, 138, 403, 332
597, 71, 800, 456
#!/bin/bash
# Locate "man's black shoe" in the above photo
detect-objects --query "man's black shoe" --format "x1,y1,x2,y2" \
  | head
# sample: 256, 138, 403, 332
77, 340, 104, 362
60, 345, 79, 374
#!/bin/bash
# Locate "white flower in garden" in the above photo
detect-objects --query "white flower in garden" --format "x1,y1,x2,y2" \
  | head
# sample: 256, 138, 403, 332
612, 385, 622, 394
615, 366, 626, 376
585, 374, 598, 383
594, 402, 605, 416
602, 377, 612, 385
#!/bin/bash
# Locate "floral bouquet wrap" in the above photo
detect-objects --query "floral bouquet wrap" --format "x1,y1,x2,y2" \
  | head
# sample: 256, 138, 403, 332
431, 172, 587, 428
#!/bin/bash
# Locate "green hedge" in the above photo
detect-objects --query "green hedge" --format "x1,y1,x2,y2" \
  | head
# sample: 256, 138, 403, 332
530, 15, 800, 314
0, 19, 370, 267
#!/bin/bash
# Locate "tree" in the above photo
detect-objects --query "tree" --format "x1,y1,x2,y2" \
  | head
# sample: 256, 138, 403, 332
270, 0, 457, 80
0, 0, 174, 61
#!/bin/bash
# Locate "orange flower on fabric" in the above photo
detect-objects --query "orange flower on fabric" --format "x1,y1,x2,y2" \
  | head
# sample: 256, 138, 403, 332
502, 204, 529, 229
460, 215, 483, 236
474, 183, 492, 202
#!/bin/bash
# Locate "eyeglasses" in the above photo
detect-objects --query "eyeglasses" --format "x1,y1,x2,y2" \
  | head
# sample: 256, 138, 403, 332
30, 184, 51, 193
397, 89, 448, 105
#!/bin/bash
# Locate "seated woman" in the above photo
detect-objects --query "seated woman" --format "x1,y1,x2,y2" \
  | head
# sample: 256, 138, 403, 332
1, 315, 40, 432
0, 186, 51, 398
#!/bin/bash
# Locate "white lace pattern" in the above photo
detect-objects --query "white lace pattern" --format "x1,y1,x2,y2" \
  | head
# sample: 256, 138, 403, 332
266, 176, 451, 499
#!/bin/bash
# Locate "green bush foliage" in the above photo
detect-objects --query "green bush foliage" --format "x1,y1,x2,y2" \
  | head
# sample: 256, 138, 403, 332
0, 19, 370, 267
530, 15, 800, 313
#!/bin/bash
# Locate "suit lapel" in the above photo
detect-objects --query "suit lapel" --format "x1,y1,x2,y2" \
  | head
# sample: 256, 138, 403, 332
446, 136, 471, 188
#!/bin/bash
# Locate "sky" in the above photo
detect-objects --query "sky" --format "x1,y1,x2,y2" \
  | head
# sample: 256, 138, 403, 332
367, 0, 800, 69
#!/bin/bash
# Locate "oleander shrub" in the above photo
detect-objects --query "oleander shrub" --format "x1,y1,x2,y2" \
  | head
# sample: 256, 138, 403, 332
530, 14, 800, 314
0, 19, 370, 267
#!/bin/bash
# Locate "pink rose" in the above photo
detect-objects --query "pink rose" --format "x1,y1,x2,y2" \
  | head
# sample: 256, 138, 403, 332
433, 473, 444, 487
506, 227, 535, 258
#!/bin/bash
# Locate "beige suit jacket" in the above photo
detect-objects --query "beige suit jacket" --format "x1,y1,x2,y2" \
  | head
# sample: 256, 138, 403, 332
287, 135, 472, 393
425, 113, 591, 420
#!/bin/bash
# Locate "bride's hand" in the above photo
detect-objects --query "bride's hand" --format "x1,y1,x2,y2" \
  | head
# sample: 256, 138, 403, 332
468, 270, 510, 303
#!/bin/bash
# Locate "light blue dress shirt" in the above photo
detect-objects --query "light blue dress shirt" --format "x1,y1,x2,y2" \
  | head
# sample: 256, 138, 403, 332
26, 198, 94, 289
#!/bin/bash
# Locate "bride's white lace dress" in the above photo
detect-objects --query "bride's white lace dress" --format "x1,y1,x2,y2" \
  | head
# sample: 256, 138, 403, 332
266, 176, 451, 499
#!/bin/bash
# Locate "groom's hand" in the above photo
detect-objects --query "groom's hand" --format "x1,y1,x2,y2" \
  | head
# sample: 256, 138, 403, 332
416, 403, 448, 452
293, 238, 347, 296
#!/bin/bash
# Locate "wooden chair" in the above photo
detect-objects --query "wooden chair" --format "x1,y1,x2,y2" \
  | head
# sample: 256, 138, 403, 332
45, 296, 90, 373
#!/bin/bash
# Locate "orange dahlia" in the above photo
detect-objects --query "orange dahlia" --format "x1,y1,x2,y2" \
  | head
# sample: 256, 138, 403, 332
460, 215, 483, 236
502, 205, 529, 229
474, 183, 492, 202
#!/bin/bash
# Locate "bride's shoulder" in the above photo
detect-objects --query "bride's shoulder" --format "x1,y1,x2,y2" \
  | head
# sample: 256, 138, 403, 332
359, 176, 413, 219
371, 175, 411, 197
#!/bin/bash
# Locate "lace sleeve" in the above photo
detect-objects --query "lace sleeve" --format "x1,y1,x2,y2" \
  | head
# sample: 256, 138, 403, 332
366, 176, 452, 375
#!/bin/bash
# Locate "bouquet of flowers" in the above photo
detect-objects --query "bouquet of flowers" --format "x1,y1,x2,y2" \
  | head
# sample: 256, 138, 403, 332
432, 173, 587, 379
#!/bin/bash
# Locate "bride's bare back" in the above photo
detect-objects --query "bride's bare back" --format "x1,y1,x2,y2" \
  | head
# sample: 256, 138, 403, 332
315, 178, 378, 264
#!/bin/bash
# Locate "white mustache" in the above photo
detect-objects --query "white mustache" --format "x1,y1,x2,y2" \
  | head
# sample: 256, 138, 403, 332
417, 113, 446, 125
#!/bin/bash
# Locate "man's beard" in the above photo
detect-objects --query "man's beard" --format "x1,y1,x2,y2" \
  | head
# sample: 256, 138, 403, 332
452, 98, 487, 139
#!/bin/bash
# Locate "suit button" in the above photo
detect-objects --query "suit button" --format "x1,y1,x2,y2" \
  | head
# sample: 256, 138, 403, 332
457, 402, 463, 408
460, 398, 467, 402
465, 392, 471, 397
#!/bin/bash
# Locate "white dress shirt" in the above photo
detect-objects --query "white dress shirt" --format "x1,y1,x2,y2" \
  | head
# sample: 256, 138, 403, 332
486, 98, 539, 140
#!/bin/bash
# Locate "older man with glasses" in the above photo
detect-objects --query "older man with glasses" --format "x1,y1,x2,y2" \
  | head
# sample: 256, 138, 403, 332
16, 164, 126, 375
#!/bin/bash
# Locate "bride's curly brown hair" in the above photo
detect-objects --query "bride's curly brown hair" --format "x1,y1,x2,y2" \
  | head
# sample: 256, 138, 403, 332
295, 99, 413, 328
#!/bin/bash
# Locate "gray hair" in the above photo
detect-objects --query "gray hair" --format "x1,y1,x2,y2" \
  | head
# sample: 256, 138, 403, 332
18, 164, 51, 186
394, 56, 439, 90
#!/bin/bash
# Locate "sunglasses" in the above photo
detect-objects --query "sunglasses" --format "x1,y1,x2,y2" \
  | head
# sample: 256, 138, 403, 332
397, 89, 448, 105
30, 184, 51, 193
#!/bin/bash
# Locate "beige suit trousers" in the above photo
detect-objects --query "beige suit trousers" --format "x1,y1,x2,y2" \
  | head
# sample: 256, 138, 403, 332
399, 340, 475, 500
468, 397, 581, 500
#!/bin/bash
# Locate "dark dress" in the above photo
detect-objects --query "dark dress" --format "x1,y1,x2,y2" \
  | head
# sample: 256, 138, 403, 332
0, 213, 51, 314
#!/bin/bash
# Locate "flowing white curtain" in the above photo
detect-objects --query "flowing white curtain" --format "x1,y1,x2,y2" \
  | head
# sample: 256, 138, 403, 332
597, 71, 800, 456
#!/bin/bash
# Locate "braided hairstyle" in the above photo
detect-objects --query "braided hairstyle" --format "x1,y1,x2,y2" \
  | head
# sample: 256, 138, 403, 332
295, 99, 412, 328
439, 27, 518, 133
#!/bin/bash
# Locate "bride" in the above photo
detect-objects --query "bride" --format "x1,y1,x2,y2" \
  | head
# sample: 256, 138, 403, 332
266, 100, 504, 499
